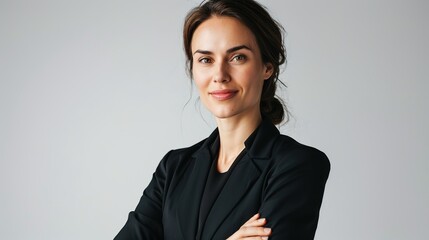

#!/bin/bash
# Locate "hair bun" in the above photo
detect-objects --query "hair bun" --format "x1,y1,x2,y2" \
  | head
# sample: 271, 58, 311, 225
261, 96, 285, 125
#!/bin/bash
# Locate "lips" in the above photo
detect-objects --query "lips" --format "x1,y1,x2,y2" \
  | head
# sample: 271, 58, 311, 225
209, 89, 238, 101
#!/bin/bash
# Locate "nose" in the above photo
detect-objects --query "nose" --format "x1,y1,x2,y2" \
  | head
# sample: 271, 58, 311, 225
213, 61, 230, 83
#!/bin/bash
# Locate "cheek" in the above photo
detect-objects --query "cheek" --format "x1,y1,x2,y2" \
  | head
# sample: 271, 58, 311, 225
192, 70, 209, 90
192, 75, 203, 90
246, 74, 266, 101
238, 68, 265, 89
194, 81, 205, 95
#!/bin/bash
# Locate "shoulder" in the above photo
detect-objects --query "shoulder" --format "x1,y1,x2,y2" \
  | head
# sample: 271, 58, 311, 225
169, 137, 206, 158
269, 134, 330, 176
158, 138, 207, 170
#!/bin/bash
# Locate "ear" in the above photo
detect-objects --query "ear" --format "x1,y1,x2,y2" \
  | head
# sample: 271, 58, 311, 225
263, 63, 274, 80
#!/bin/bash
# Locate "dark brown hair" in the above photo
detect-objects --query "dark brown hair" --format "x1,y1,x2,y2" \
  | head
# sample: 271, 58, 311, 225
183, 0, 288, 125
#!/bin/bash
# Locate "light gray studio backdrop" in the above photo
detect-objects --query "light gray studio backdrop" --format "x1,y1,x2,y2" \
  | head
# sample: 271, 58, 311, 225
1, 0, 428, 239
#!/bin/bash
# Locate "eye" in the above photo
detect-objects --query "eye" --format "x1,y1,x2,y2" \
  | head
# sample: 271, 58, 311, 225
231, 54, 247, 62
198, 57, 212, 64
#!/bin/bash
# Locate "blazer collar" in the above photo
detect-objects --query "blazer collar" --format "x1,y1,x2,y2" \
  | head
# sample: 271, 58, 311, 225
177, 118, 280, 239
193, 118, 280, 160
203, 119, 280, 239
244, 118, 280, 159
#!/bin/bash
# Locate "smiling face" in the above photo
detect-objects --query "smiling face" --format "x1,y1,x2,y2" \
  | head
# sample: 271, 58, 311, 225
191, 16, 273, 122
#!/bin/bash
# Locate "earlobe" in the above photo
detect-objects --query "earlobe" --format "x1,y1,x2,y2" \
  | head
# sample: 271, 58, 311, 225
264, 63, 274, 80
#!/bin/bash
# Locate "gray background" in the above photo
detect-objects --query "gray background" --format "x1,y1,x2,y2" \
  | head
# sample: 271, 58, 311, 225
1, 0, 428, 239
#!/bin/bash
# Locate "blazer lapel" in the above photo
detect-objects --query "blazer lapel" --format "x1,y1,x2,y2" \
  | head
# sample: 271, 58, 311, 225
200, 119, 280, 239
174, 119, 280, 239
202, 155, 262, 239
175, 131, 217, 239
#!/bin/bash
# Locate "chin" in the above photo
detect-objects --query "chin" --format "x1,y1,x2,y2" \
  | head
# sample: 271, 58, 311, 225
211, 108, 252, 121
212, 112, 236, 119
207, 105, 259, 121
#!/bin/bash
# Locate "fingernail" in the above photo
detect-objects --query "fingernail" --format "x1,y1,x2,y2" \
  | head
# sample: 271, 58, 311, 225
262, 237, 269, 240
258, 218, 266, 222
264, 228, 271, 233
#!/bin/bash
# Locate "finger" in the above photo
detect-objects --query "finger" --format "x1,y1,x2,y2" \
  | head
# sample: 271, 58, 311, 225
229, 236, 269, 240
244, 213, 260, 224
243, 217, 267, 227
241, 237, 269, 240
227, 216, 262, 240
227, 226, 271, 240
236, 226, 271, 238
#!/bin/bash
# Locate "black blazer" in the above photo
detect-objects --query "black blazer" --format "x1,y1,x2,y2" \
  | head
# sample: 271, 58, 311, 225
115, 119, 330, 240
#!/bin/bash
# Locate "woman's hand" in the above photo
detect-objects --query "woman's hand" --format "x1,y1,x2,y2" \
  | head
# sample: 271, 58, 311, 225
227, 213, 271, 240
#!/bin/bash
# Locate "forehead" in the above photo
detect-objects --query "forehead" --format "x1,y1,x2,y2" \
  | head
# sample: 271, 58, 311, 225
191, 16, 258, 52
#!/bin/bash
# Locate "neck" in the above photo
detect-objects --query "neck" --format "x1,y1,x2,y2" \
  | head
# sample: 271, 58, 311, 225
215, 112, 262, 172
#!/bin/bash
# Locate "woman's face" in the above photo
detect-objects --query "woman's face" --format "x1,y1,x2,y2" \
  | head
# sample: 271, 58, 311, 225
191, 16, 273, 121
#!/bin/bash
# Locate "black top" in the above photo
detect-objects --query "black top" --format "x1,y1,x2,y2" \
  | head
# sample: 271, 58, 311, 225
196, 126, 261, 238
196, 136, 247, 239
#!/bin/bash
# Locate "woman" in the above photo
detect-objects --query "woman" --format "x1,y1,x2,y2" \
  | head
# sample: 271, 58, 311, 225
115, 0, 330, 239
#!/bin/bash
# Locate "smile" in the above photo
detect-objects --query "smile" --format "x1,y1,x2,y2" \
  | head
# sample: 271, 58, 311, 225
209, 89, 239, 101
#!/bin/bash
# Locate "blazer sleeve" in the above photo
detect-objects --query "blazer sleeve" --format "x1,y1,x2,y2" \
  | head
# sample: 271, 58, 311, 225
114, 150, 173, 240
259, 147, 330, 240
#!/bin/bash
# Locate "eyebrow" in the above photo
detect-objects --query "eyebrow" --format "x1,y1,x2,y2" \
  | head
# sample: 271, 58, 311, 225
193, 45, 252, 55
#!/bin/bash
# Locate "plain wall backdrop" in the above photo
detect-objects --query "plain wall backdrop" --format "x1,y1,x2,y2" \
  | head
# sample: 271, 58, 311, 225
1, 0, 428, 239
